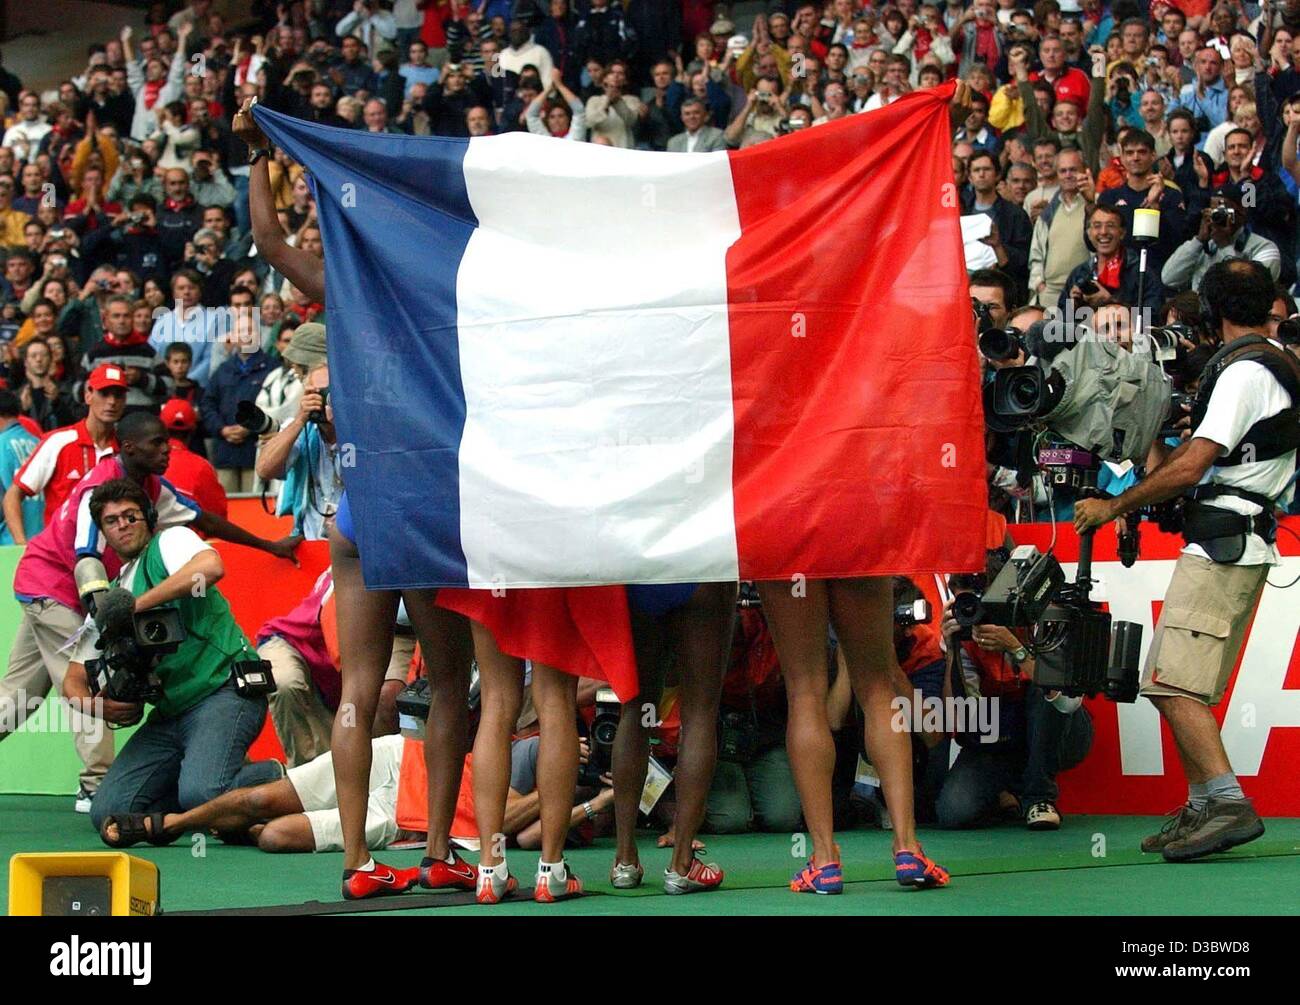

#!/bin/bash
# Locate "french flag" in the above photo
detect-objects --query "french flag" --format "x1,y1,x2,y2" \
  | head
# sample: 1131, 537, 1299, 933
254, 85, 986, 591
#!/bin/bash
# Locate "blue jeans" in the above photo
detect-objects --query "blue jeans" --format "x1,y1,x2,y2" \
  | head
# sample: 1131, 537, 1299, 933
935, 685, 1094, 829
89, 681, 282, 832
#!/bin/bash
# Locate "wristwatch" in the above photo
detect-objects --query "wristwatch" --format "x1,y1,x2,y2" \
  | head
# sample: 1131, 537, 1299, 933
582, 801, 596, 821
1009, 646, 1030, 667
247, 146, 272, 165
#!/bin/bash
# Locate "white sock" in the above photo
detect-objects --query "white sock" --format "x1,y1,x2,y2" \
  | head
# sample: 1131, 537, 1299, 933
356, 858, 376, 873
538, 859, 566, 880
479, 860, 508, 879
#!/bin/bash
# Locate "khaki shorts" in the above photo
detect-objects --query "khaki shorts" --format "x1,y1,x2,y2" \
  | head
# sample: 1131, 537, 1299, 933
1141, 553, 1268, 706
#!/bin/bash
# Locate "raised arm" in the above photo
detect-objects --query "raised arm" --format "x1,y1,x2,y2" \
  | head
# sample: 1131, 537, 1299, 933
233, 98, 325, 302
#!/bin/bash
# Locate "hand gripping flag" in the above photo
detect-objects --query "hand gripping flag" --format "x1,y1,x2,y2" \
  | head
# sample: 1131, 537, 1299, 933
253, 85, 986, 591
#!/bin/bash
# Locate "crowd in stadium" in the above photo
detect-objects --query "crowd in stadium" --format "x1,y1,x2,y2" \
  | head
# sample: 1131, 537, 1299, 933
0, 0, 1296, 904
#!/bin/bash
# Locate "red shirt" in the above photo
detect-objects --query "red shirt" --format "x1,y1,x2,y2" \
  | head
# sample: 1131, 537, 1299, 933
14, 419, 117, 524
1031, 67, 1091, 109
163, 437, 228, 522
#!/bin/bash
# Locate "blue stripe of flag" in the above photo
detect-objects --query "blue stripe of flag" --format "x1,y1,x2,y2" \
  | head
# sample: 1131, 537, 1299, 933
253, 106, 476, 588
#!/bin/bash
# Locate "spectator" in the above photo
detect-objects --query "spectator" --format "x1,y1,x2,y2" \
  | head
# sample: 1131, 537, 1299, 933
336, 2, 398, 57
399, 39, 440, 97
123, 23, 191, 142
1175, 45, 1229, 132
85, 194, 167, 287
0, 173, 31, 252
668, 98, 726, 153
574, 0, 637, 70
1161, 183, 1283, 292
0, 387, 41, 544
962, 150, 1034, 291
1097, 128, 1189, 271
202, 307, 274, 494
1060, 202, 1165, 314
149, 270, 217, 383
526, 70, 588, 140
1212, 128, 1296, 284
585, 60, 645, 148
159, 398, 226, 519
724, 75, 787, 149
1029, 147, 1095, 307
640, 59, 684, 150
1161, 109, 1215, 228
156, 168, 204, 272
18, 335, 79, 431
3, 92, 52, 163
80, 295, 164, 414
189, 150, 236, 209
500, 18, 555, 82
953, 89, 1001, 155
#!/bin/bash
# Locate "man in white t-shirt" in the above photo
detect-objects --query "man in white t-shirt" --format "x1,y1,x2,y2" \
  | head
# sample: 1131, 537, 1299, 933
1074, 260, 1298, 863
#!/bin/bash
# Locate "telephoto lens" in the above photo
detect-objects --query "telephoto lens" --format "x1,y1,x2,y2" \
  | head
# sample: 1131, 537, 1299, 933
235, 399, 278, 435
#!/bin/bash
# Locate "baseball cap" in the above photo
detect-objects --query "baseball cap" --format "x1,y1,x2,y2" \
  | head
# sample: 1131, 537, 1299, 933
281, 321, 327, 369
160, 399, 197, 431
87, 364, 129, 391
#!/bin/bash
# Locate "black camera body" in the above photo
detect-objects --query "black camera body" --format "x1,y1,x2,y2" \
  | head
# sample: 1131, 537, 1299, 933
308, 386, 329, 424
719, 708, 759, 764
1033, 606, 1141, 701
953, 546, 1065, 632
232, 659, 276, 699
578, 688, 620, 787
86, 608, 187, 705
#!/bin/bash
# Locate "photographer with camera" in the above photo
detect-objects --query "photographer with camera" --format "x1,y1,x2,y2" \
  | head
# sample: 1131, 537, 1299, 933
936, 555, 1095, 831
1161, 180, 1282, 292
253, 322, 344, 540
1074, 259, 1298, 861
1060, 202, 1165, 313
61, 478, 285, 840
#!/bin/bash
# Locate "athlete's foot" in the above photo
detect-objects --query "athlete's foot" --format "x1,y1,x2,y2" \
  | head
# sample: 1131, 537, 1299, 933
535, 860, 584, 902
476, 861, 518, 904
894, 847, 950, 889
341, 860, 420, 900
609, 860, 644, 888
664, 856, 724, 895
418, 848, 476, 890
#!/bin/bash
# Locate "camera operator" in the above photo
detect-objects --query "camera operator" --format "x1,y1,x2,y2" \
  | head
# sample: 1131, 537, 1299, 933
1160, 181, 1282, 293
62, 478, 285, 837
936, 558, 1095, 831
1074, 259, 1298, 861
253, 322, 343, 540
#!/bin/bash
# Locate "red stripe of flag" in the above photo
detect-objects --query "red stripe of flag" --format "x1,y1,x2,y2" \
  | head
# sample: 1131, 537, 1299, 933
725, 83, 987, 580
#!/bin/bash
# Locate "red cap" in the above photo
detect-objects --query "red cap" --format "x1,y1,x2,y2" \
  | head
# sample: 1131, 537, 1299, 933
160, 398, 197, 431
86, 364, 129, 391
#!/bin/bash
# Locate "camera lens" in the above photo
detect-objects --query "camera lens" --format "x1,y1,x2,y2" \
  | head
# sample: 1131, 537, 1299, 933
140, 618, 167, 643
592, 718, 618, 746
952, 592, 984, 628
1006, 372, 1041, 412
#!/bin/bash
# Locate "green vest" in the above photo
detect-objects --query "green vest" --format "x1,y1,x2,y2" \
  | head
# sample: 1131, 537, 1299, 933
122, 533, 255, 718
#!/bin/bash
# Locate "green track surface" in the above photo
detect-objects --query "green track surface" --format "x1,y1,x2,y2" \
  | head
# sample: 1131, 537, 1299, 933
4, 796, 1298, 916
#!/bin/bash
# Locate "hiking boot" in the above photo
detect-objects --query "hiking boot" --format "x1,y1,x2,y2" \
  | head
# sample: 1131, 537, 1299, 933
1141, 803, 1199, 853
1162, 798, 1265, 863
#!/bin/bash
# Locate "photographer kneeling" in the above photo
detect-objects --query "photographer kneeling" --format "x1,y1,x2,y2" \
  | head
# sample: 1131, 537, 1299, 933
935, 557, 1095, 832
62, 479, 283, 842
1075, 259, 1298, 861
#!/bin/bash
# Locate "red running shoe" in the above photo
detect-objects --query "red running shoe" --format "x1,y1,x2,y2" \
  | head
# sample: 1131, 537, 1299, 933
341, 861, 420, 900
418, 850, 476, 891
